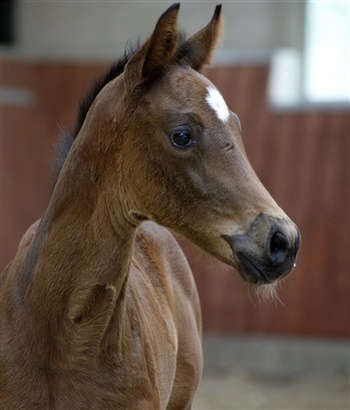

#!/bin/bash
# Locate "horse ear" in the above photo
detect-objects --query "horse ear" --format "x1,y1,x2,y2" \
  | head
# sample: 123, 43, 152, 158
180, 5, 223, 72
125, 3, 180, 85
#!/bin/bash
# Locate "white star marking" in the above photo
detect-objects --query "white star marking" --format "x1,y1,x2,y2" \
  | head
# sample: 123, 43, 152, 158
205, 86, 230, 123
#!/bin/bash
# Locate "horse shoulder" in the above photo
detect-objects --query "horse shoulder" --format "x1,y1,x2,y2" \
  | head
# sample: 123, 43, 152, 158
133, 221, 198, 305
131, 222, 202, 409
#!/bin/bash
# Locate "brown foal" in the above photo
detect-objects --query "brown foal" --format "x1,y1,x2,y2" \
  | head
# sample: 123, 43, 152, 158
0, 4, 300, 409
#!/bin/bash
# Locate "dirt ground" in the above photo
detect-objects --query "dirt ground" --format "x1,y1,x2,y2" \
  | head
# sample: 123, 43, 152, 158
193, 336, 349, 410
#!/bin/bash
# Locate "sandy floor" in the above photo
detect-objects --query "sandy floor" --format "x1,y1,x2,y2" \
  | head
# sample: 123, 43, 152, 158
193, 336, 349, 410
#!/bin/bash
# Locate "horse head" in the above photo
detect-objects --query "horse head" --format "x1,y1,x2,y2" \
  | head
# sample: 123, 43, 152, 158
77, 4, 300, 285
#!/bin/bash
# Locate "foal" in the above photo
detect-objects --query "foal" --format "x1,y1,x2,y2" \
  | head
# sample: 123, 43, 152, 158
0, 4, 300, 409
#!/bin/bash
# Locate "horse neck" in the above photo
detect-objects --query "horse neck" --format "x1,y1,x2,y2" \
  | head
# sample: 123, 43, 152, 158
21, 120, 136, 346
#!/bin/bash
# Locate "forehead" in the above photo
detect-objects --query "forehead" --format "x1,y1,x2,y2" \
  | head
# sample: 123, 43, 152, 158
154, 67, 230, 124
205, 85, 230, 123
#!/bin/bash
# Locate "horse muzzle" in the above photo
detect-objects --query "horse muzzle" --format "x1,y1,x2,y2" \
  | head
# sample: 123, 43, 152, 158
223, 213, 301, 284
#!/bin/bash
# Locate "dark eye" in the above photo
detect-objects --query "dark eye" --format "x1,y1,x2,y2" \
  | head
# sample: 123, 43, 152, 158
170, 131, 194, 149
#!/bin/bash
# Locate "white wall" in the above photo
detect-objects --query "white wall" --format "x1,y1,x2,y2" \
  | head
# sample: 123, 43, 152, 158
9, 1, 305, 62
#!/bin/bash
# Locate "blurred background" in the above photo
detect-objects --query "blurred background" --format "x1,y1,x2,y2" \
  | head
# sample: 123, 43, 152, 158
1, 1, 349, 409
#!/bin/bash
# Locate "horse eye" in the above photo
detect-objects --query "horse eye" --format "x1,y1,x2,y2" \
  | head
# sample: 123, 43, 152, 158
170, 131, 193, 149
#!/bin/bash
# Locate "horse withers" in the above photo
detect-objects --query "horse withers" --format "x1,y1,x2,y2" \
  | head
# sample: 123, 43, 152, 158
0, 4, 300, 409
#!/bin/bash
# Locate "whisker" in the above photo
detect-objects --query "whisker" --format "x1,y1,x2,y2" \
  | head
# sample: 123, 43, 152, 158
253, 282, 285, 307
247, 284, 257, 310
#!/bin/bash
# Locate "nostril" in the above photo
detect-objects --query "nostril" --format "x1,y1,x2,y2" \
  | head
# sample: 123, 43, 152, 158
270, 231, 288, 254
269, 231, 289, 264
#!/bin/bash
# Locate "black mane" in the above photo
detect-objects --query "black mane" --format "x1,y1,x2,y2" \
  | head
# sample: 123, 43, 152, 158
73, 49, 136, 139
53, 47, 136, 179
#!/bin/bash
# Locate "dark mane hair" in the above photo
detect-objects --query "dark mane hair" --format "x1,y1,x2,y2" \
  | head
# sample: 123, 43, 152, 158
53, 47, 136, 179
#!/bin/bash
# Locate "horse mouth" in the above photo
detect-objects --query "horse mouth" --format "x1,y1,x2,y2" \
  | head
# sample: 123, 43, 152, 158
221, 213, 300, 285
236, 253, 271, 284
